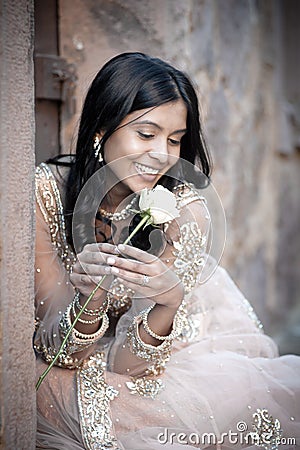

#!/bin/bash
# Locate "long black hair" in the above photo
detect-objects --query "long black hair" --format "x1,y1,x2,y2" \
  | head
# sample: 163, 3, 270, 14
47, 52, 212, 251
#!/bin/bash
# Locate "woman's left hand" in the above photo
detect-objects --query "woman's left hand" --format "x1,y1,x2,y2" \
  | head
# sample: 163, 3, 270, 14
103, 243, 184, 309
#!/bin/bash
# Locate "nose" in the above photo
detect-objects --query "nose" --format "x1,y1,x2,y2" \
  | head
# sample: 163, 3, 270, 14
149, 140, 169, 164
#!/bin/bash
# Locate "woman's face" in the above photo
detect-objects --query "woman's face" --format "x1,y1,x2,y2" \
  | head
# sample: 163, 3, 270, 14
102, 99, 187, 198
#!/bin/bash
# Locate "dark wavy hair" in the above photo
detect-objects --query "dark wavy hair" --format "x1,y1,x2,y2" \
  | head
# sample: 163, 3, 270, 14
47, 52, 212, 252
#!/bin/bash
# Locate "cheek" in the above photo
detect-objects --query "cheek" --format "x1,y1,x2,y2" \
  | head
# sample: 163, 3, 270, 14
104, 136, 145, 163
167, 149, 180, 166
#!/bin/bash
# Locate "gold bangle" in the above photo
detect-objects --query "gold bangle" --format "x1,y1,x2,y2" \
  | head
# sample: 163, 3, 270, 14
141, 305, 184, 342
72, 299, 103, 325
141, 306, 172, 341
72, 313, 109, 341
62, 302, 109, 344
74, 291, 109, 316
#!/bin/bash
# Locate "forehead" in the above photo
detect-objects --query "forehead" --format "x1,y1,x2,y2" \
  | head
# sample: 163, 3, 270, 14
121, 99, 187, 130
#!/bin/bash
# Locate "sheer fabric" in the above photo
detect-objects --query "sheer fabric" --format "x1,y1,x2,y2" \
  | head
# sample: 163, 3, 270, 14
35, 163, 300, 449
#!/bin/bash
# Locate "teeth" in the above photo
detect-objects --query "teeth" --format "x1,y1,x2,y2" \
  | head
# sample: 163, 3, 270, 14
135, 162, 159, 175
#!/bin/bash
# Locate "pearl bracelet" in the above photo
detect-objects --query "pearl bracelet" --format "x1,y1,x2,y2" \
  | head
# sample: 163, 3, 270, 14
72, 299, 102, 325
141, 305, 183, 342
74, 291, 109, 317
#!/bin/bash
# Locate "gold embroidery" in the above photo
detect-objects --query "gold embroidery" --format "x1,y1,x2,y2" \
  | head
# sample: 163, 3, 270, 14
172, 221, 207, 293
35, 163, 76, 273
34, 341, 80, 369
173, 182, 206, 209
176, 302, 203, 342
77, 352, 120, 450
108, 278, 134, 317
126, 377, 164, 399
248, 408, 282, 450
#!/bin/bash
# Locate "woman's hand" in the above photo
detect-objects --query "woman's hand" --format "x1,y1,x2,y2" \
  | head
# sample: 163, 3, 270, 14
106, 243, 184, 310
70, 243, 119, 300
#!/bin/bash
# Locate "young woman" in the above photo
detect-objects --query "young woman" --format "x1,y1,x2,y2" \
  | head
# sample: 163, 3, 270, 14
35, 52, 299, 449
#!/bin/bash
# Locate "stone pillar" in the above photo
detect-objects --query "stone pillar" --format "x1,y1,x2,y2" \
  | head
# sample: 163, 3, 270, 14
0, 0, 36, 448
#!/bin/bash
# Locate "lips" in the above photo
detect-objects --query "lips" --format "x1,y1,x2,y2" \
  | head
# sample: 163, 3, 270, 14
134, 162, 160, 175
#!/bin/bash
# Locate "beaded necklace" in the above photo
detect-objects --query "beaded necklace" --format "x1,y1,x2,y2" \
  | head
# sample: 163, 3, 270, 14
98, 195, 138, 221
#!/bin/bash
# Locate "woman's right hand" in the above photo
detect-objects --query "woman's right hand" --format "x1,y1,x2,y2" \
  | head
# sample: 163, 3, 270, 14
69, 243, 119, 300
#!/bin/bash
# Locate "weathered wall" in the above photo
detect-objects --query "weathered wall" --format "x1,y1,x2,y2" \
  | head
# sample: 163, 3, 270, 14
0, 0, 36, 447
59, 0, 300, 350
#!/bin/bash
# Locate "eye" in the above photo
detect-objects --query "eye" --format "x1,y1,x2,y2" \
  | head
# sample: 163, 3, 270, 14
168, 138, 181, 146
137, 131, 155, 139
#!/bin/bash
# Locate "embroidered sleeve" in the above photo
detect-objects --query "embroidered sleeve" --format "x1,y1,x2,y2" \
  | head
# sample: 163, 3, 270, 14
172, 221, 207, 293
35, 163, 76, 272
158, 183, 211, 343
167, 182, 211, 293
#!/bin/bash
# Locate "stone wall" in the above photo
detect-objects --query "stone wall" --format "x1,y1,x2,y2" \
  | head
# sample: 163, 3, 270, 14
59, 0, 300, 350
0, 0, 36, 448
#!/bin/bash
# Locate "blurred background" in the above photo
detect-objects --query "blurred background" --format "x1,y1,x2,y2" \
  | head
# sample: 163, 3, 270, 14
34, 0, 300, 354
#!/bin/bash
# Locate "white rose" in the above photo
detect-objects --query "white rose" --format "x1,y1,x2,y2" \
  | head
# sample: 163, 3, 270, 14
139, 185, 180, 225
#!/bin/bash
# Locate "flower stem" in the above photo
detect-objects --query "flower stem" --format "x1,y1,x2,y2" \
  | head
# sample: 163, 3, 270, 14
122, 214, 149, 245
35, 213, 150, 391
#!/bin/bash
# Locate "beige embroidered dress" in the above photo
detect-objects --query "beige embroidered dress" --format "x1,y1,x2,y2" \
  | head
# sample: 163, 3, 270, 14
35, 163, 300, 450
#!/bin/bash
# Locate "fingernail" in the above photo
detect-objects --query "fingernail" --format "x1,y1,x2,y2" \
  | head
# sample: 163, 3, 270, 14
118, 244, 125, 251
111, 267, 119, 274
105, 266, 111, 273
107, 257, 115, 265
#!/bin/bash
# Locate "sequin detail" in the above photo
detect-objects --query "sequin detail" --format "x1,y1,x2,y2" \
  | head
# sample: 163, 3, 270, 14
35, 163, 76, 273
77, 352, 120, 450
173, 182, 206, 209
127, 315, 173, 376
241, 298, 264, 331
126, 377, 164, 399
248, 408, 282, 450
173, 221, 207, 293
176, 303, 204, 342
108, 278, 134, 317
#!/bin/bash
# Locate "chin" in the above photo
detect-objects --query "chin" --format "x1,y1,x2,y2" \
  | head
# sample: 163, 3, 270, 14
127, 176, 161, 193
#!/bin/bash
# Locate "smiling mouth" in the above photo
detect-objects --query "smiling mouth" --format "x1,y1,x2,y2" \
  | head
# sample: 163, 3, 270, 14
134, 162, 160, 175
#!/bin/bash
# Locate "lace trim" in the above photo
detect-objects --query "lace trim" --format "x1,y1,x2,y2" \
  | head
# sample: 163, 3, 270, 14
77, 352, 120, 450
35, 163, 76, 273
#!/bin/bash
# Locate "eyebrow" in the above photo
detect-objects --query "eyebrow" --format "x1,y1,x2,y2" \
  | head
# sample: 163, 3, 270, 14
132, 120, 187, 134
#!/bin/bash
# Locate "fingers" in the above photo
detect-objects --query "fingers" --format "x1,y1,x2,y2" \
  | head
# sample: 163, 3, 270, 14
78, 243, 119, 265
70, 264, 111, 280
77, 274, 106, 286
111, 270, 148, 287
106, 255, 149, 276
70, 268, 114, 298
82, 242, 120, 254
116, 244, 157, 264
